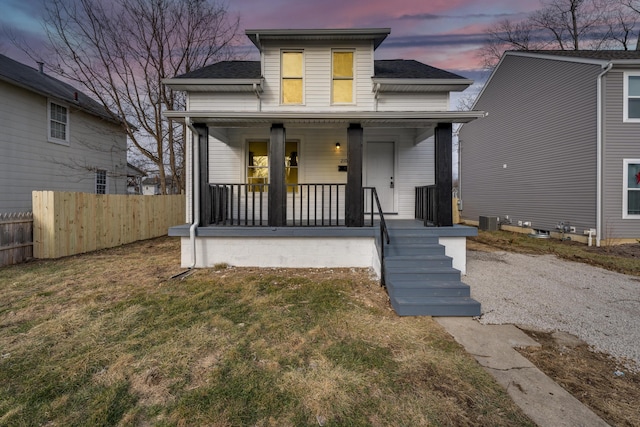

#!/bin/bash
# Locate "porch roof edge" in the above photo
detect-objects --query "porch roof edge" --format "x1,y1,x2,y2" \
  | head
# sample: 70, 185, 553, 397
164, 110, 487, 126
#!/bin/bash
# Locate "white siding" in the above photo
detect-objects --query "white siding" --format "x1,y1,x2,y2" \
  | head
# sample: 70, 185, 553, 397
0, 81, 128, 213
188, 92, 258, 112
259, 40, 375, 111
364, 128, 434, 219
377, 92, 449, 112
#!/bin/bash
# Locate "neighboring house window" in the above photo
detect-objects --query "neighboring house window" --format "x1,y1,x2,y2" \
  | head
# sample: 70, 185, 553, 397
623, 159, 640, 218
332, 50, 354, 104
96, 169, 107, 194
281, 51, 303, 104
247, 141, 300, 190
624, 72, 640, 121
49, 101, 69, 144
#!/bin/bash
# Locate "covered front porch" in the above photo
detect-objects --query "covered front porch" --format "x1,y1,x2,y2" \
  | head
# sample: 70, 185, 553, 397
171, 113, 483, 230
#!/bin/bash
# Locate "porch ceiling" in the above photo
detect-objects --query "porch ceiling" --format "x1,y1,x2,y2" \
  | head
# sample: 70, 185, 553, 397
164, 110, 486, 128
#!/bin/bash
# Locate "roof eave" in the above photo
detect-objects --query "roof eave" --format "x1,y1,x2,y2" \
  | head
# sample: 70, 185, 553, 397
164, 110, 486, 127
245, 28, 391, 51
163, 78, 264, 92
372, 78, 473, 93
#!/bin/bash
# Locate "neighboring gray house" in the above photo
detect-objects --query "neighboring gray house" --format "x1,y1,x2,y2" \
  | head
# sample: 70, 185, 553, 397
459, 50, 640, 246
0, 54, 128, 213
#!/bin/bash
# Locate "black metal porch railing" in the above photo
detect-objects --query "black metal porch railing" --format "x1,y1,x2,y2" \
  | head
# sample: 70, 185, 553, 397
415, 185, 437, 227
210, 183, 269, 226
364, 187, 390, 286
287, 183, 345, 226
208, 183, 347, 226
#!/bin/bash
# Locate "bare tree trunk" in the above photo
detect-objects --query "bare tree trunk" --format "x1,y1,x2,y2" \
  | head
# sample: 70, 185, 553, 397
30, 0, 239, 194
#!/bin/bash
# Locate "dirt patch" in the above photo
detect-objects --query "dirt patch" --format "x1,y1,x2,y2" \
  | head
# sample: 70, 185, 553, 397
518, 329, 640, 427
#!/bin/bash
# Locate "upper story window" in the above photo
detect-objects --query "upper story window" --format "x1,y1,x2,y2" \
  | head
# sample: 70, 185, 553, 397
624, 72, 640, 122
623, 159, 640, 218
281, 51, 304, 104
332, 50, 354, 104
49, 101, 69, 144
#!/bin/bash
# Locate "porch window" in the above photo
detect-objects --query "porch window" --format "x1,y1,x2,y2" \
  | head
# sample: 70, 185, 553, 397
332, 50, 354, 104
247, 141, 269, 189
49, 101, 69, 144
623, 159, 640, 218
247, 141, 299, 190
282, 51, 303, 104
286, 141, 299, 189
624, 72, 640, 122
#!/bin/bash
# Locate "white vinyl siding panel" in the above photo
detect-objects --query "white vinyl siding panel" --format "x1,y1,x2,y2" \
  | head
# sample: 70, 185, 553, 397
260, 40, 374, 111
459, 56, 601, 233
377, 92, 449, 112
188, 92, 258, 112
0, 81, 127, 213
602, 70, 640, 238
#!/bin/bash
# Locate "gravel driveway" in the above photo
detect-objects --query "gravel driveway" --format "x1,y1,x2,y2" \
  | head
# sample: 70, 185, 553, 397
464, 249, 640, 369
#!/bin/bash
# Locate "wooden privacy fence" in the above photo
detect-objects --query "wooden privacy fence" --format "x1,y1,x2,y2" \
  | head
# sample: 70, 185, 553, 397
0, 212, 33, 267
33, 191, 185, 259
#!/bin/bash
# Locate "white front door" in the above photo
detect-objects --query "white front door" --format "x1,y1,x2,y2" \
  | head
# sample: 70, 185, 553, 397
365, 141, 395, 213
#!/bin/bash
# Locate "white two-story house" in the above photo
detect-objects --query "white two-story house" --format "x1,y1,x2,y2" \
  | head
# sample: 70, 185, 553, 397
165, 28, 484, 316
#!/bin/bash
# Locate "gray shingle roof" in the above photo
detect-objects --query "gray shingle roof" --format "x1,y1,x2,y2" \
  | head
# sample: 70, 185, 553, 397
175, 61, 262, 79
174, 59, 466, 80
520, 50, 640, 60
0, 54, 120, 123
373, 59, 467, 79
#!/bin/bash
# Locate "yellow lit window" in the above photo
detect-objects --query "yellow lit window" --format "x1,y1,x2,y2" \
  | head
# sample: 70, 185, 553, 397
282, 51, 303, 104
247, 141, 299, 191
332, 51, 353, 104
247, 141, 269, 190
285, 141, 299, 190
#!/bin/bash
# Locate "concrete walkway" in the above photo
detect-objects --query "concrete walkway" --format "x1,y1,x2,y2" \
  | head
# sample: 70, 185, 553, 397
435, 317, 610, 427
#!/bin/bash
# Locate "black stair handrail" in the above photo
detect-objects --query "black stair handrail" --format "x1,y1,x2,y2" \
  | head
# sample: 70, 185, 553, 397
365, 187, 390, 286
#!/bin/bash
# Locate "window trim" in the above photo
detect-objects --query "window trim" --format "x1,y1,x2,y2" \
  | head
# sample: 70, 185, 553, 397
331, 49, 355, 105
96, 169, 108, 194
623, 72, 640, 122
281, 50, 305, 105
623, 159, 640, 219
48, 100, 70, 145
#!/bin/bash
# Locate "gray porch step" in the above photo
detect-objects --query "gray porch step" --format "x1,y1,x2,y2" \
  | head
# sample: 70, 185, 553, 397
385, 244, 446, 256
385, 255, 453, 268
381, 229, 480, 317
385, 267, 461, 282
386, 280, 471, 298
390, 296, 481, 317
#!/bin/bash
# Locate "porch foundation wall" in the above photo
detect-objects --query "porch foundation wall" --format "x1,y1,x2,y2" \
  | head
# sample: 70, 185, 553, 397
181, 236, 379, 272
439, 236, 468, 275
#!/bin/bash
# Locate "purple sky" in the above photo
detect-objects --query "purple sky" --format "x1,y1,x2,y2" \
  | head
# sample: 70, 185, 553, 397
1, 0, 539, 76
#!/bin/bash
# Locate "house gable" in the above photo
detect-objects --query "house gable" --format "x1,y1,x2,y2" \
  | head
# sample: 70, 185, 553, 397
165, 29, 472, 114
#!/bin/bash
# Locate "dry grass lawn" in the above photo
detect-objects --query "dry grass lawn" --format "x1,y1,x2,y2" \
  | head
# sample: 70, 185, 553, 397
0, 236, 534, 426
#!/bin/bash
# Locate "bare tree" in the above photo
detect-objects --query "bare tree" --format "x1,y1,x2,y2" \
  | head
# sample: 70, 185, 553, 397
482, 0, 638, 67
36, 0, 240, 194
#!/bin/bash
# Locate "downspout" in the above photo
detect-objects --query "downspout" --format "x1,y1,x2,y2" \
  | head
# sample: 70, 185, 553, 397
186, 117, 199, 268
596, 63, 612, 247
